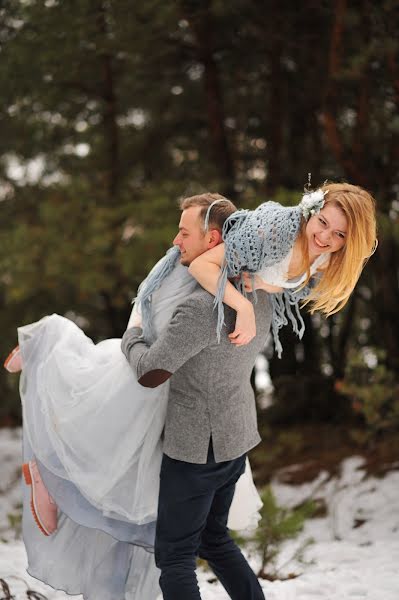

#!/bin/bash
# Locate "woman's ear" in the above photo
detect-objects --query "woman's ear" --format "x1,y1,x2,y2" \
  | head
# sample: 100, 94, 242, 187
208, 229, 222, 248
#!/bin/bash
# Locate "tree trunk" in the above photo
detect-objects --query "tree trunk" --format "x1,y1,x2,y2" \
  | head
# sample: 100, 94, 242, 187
301, 313, 321, 375
265, 24, 284, 195
327, 293, 357, 379
374, 237, 399, 372
182, 0, 235, 196
321, 0, 365, 183
96, 1, 120, 200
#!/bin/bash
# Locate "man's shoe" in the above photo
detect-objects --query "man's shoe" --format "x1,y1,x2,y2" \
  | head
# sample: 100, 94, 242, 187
22, 460, 58, 536
4, 346, 22, 373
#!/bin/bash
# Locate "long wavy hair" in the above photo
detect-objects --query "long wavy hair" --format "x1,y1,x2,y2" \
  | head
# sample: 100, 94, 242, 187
295, 182, 377, 316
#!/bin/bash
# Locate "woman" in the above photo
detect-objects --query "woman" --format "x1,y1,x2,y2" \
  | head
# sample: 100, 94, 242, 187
5, 183, 376, 599
187, 182, 377, 356
6, 193, 260, 600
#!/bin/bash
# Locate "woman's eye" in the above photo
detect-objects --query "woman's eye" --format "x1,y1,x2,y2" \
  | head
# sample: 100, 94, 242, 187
318, 218, 326, 225
336, 232, 345, 239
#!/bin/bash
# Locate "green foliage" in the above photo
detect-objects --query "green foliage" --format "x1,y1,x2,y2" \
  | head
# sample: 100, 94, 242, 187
248, 486, 316, 579
252, 428, 307, 473
339, 348, 399, 439
0, 0, 398, 421
199, 487, 315, 580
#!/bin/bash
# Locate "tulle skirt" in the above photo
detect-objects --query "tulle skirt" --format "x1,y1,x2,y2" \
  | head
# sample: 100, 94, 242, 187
19, 263, 262, 599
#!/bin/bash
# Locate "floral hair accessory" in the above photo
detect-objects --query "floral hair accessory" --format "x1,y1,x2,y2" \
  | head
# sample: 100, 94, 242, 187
299, 188, 327, 220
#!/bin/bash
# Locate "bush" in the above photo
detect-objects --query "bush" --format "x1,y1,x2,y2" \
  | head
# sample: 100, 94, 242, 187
338, 348, 399, 439
264, 374, 350, 425
248, 486, 315, 579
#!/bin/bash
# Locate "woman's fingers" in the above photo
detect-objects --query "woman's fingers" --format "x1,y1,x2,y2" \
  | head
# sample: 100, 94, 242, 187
230, 302, 256, 346
229, 337, 251, 346
242, 272, 253, 292
228, 329, 254, 346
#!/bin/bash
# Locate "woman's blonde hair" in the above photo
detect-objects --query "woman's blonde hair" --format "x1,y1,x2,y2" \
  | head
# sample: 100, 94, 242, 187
297, 182, 377, 316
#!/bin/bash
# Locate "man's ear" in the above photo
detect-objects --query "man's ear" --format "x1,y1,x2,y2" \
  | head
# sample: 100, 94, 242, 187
207, 229, 222, 248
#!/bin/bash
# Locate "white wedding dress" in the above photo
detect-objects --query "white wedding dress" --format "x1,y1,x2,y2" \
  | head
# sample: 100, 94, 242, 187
19, 261, 262, 600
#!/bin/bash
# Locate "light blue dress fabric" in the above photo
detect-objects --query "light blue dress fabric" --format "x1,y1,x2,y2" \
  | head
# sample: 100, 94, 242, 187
19, 259, 263, 599
20, 261, 199, 600
23, 434, 160, 600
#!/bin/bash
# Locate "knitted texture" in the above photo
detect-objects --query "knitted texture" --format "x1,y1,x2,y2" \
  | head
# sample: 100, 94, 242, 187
213, 201, 305, 355
223, 202, 302, 275
136, 200, 316, 357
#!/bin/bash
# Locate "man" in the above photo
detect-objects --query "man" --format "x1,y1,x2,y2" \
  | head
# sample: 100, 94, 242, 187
121, 193, 270, 600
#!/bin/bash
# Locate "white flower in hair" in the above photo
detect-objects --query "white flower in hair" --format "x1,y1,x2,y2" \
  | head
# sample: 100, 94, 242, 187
300, 188, 326, 220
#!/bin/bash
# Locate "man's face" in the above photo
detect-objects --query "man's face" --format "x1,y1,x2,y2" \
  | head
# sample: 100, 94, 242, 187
173, 206, 218, 266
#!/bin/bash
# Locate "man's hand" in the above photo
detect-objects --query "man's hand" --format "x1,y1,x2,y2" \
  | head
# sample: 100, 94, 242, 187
128, 302, 142, 329
228, 303, 256, 346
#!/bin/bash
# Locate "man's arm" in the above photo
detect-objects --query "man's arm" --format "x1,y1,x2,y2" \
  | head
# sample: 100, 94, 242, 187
121, 295, 212, 388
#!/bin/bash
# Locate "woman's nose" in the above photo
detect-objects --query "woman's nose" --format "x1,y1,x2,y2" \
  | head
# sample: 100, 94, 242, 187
319, 230, 332, 243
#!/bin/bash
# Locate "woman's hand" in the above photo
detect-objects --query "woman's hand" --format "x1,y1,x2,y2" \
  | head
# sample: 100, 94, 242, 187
242, 272, 283, 294
228, 301, 256, 346
242, 272, 265, 292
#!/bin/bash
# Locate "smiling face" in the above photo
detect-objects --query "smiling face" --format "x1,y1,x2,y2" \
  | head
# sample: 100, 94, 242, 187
173, 206, 221, 266
305, 203, 348, 258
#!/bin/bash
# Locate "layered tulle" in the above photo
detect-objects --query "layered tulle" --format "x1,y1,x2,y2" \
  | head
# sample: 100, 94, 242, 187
19, 262, 262, 599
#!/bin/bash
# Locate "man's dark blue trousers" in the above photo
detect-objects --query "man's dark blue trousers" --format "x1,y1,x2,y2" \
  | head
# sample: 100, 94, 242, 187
155, 439, 265, 599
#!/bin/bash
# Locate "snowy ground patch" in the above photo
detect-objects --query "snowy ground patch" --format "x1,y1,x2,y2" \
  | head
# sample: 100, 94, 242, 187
0, 428, 398, 600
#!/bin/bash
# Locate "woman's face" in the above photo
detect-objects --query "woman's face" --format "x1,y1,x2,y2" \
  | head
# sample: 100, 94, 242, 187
305, 203, 348, 256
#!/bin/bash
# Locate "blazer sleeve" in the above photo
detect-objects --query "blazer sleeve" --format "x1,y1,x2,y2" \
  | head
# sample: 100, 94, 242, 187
121, 296, 212, 388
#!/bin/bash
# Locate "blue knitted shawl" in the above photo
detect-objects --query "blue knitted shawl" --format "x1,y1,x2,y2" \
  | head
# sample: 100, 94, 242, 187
136, 195, 325, 357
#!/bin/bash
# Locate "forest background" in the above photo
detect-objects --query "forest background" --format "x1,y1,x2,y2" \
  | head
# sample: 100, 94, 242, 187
0, 0, 398, 475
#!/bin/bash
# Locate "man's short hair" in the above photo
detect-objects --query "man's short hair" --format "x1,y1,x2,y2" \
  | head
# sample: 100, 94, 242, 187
179, 193, 237, 232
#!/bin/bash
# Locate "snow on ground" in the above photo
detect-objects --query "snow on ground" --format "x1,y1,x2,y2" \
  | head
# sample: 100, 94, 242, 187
1, 428, 398, 600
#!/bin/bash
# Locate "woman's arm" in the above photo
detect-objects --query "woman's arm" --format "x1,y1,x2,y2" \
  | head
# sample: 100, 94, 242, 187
188, 244, 256, 346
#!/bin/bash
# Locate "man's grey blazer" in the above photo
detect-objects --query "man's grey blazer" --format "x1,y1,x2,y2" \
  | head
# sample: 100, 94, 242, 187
121, 288, 272, 464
